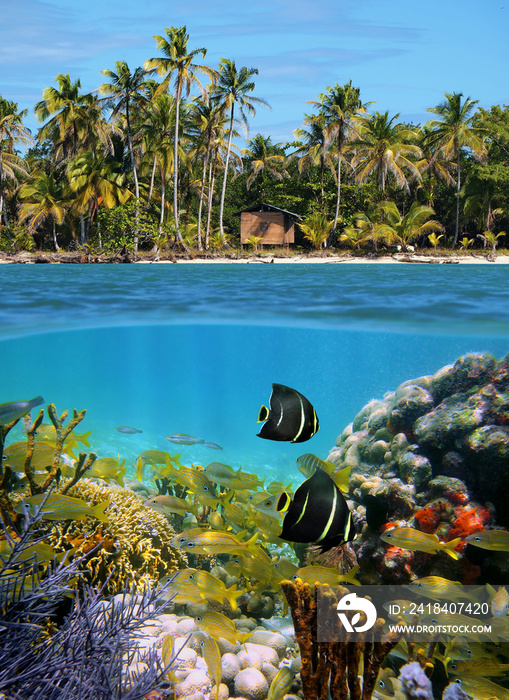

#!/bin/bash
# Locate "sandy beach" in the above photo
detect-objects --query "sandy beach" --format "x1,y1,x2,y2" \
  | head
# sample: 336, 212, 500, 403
1, 251, 508, 264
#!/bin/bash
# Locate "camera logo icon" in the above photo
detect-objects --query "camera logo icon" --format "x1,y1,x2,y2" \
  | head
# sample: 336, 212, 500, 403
336, 592, 378, 633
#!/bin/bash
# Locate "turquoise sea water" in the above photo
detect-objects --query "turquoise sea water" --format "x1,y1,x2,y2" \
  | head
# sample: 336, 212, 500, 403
1, 263, 508, 481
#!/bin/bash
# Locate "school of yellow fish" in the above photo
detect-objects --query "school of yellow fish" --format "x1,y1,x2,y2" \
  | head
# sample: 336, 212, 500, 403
7, 418, 509, 696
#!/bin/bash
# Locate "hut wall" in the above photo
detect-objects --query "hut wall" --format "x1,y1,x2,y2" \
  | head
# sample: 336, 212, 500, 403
240, 212, 294, 245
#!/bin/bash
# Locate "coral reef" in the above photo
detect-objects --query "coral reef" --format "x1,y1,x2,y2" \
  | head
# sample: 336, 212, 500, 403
48, 479, 187, 594
328, 352, 509, 584
0, 510, 173, 700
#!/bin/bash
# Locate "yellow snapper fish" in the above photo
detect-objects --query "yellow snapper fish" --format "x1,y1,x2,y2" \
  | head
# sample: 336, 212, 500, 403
221, 499, 248, 527
143, 494, 200, 518
87, 457, 126, 486
451, 674, 509, 700
266, 480, 293, 495
195, 611, 252, 645
247, 509, 285, 544
296, 453, 351, 492
171, 527, 259, 556
191, 569, 244, 610
381, 527, 462, 559
198, 636, 222, 700
271, 557, 299, 584
62, 430, 92, 452
488, 584, 509, 617
249, 491, 291, 519
207, 511, 227, 529
267, 667, 294, 700
0, 539, 71, 566
466, 529, 509, 551
448, 657, 509, 678
0, 395, 44, 425
408, 576, 478, 602
135, 450, 179, 481
203, 462, 243, 489
238, 547, 275, 586
294, 564, 360, 588
374, 668, 395, 698
4, 441, 57, 469
15, 493, 110, 522
171, 465, 217, 500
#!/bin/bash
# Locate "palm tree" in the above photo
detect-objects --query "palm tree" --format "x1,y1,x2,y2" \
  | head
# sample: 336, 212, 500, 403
145, 26, 217, 248
292, 113, 330, 205
309, 81, 369, 233
243, 134, 288, 195
299, 211, 333, 250
99, 61, 148, 253
415, 124, 455, 207
35, 74, 94, 162
426, 92, 487, 247
67, 150, 129, 244
350, 111, 422, 194
18, 170, 67, 251
0, 98, 32, 225
212, 59, 269, 242
375, 200, 444, 249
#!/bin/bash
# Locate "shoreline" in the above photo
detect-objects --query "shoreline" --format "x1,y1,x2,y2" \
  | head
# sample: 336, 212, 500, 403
1, 251, 508, 265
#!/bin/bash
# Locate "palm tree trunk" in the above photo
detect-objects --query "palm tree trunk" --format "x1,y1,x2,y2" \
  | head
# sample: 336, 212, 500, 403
197, 147, 210, 251
205, 158, 215, 250
172, 80, 187, 250
80, 213, 86, 245
453, 155, 461, 248
159, 169, 166, 236
125, 103, 140, 254
332, 139, 342, 239
148, 155, 157, 205
218, 104, 235, 243
52, 220, 59, 252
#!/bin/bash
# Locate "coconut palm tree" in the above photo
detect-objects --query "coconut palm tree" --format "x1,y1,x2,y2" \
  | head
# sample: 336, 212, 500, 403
67, 151, 130, 245
18, 170, 67, 251
426, 92, 487, 247
145, 26, 217, 248
99, 61, 148, 252
350, 111, 422, 195
309, 81, 369, 233
292, 113, 330, 206
243, 134, 288, 195
212, 59, 269, 242
375, 200, 444, 249
35, 74, 94, 162
299, 211, 333, 250
0, 98, 32, 226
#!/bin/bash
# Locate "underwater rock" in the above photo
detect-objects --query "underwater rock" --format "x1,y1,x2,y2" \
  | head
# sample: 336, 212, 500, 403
441, 682, 469, 700
210, 683, 229, 700
234, 668, 269, 700
329, 352, 509, 582
244, 642, 279, 667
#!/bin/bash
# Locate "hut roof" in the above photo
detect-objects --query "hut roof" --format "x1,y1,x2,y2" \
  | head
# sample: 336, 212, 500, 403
232, 202, 301, 219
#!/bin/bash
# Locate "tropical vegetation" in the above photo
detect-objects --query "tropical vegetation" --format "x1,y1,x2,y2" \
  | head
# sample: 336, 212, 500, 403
1, 26, 509, 255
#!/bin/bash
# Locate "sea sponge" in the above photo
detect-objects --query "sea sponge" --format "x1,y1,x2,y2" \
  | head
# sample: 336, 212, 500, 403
47, 478, 187, 594
234, 668, 269, 700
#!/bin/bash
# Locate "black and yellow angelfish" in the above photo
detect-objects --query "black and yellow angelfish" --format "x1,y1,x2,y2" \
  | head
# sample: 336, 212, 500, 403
279, 469, 355, 552
257, 383, 319, 443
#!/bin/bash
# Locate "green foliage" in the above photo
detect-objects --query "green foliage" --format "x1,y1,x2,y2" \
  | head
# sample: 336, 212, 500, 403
245, 234, 263, 250
428, 232, 444, 250
0, 224, 36, 252
299, 211, 334, 249
96, 201, 158, 251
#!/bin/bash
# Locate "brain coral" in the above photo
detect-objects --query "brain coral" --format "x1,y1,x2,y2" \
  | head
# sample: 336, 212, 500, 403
48, 478, 187, 594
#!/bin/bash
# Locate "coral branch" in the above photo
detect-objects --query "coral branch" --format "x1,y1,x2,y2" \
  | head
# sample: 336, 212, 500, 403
61, 452, 97, 494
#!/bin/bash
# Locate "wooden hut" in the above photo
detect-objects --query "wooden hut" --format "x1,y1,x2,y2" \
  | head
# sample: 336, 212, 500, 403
234, 203, 301, 248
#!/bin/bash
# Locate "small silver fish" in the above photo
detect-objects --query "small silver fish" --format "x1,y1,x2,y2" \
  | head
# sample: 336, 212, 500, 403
0, 396, 44, 426
166, 433, 205, 445
203, 442, 223, 450
116, 426, 143, 434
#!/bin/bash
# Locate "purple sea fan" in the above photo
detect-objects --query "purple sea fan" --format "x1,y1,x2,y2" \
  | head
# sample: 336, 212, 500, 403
0, 510, 174, 699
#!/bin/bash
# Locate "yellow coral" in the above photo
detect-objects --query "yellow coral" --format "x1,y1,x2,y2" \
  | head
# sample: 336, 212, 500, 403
47, 478, 188, 594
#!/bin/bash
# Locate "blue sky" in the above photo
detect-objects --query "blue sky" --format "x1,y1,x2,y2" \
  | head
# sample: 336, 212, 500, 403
1, 0, 508, 145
